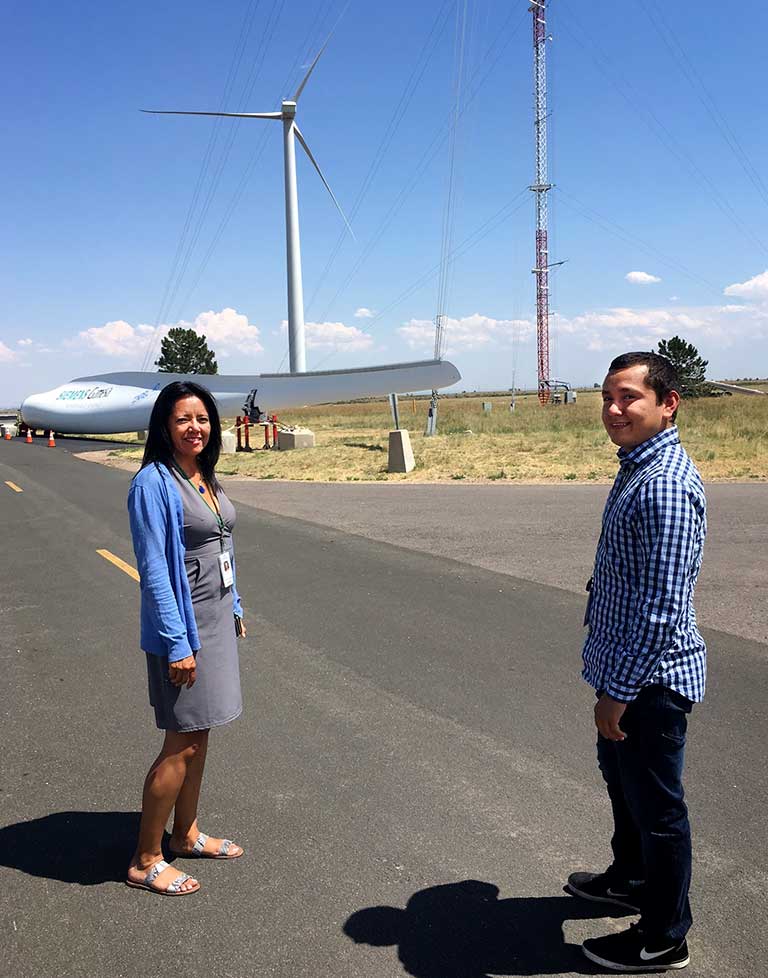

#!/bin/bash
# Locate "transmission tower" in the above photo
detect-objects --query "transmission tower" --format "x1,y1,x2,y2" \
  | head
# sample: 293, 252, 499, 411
529, 0, 559, 405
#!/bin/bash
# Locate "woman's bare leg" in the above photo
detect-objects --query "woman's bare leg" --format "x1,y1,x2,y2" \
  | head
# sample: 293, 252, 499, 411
169, 730, 244, 858
169, 729, 209, 846
127, 730, 208, 891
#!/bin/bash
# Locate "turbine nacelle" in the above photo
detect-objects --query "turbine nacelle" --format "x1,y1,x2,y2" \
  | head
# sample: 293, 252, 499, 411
281, 100, 297, 119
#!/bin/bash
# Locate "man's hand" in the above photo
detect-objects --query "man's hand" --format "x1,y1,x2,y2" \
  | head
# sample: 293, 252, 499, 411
169, 655, 196, 688
595, 693, 627, 741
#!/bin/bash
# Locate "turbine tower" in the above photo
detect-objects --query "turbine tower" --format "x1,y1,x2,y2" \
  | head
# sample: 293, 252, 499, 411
143, 43, 352, 374
529, 0, 553, 404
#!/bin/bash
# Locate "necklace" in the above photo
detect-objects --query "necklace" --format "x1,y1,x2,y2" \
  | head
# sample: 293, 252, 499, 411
172, 458, 206, 493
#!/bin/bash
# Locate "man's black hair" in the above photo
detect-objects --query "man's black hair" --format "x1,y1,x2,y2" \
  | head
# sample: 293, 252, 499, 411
608, 351, 680, 406
139, 381, 222, 488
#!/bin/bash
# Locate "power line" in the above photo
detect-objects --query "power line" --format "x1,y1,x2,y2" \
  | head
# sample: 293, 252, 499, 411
303, 0, 456, 318
139, 0, 264, 370
557, 0, 768, 259
555, 188, 723, 296
163, 0, 286, 329
637, 0, 768, 212
140, 0, 345, 372
434, 0, 471, 361
311, 189, 530, 370
309, 5, 529, 350
173, 0, 346, 321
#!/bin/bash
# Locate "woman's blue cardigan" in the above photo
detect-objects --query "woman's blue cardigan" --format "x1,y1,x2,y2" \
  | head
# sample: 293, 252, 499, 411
128, 462, 243, 663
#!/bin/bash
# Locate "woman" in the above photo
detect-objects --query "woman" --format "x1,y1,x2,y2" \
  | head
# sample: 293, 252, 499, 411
126, 381, 246, 896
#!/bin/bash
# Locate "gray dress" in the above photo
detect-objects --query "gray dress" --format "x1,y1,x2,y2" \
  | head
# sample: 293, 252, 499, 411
146, 471, 242, 731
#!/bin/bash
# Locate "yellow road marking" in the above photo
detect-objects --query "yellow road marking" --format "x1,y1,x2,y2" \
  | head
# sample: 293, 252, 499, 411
97, 549, 140, 582
4, 481, 23, 493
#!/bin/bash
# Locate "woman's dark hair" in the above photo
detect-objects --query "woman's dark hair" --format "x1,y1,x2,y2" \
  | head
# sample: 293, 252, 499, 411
139, 381, 222, 487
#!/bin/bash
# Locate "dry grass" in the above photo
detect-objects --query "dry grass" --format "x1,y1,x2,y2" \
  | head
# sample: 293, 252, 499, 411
105, 389, 768, 483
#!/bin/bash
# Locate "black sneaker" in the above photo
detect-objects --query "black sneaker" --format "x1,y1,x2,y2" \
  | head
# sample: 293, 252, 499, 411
565, 871, 643, 912
582, 923, 690, 972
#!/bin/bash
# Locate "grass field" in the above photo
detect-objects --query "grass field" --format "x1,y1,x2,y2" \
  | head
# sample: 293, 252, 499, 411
106, 388, 768, 483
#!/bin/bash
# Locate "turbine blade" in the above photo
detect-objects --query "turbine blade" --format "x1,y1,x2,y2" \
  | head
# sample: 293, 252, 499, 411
293, 1, 352, 101
292, 38, 331, 102
141, 109, 282, 119
294, 125, 355, 240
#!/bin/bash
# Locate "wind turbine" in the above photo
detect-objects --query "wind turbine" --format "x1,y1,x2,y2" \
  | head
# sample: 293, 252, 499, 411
142, 42, 352, 374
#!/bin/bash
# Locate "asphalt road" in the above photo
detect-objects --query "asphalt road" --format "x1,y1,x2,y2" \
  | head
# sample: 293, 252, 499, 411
0, 437, 766, 978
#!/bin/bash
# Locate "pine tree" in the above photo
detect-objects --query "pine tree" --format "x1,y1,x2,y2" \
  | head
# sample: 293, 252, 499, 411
657, 336, 716, 398
155, 328, 218, 374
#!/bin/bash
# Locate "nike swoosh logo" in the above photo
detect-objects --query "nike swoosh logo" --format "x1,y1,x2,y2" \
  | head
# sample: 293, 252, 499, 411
640, 946, 677, 961
606, 888, 630, 898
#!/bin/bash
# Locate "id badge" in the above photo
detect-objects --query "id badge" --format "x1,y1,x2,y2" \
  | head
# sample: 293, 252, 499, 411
218, 551, 234, 589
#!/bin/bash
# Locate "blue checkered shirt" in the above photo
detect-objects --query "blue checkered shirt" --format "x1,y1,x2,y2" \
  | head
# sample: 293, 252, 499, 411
582, 425, 707, 703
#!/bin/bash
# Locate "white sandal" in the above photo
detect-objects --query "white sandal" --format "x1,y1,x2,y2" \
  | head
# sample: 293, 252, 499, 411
126, 859, 200, 895
169, 832, 243, 859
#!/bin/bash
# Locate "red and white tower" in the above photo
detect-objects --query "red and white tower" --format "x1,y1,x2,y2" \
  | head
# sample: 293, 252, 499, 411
530, 0, 553, 404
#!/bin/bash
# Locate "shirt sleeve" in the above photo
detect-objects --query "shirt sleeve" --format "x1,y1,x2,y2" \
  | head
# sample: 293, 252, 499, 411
604, 477, 700, 702
128, 482, 195, 663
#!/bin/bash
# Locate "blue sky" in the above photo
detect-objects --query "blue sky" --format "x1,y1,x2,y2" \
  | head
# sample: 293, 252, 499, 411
3, 0, 768, 404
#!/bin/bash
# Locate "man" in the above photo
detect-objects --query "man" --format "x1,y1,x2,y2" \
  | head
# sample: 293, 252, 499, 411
566, 352, 707, 972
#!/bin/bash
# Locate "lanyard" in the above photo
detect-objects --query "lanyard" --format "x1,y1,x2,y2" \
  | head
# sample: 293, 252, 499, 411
171, 460, 227, 549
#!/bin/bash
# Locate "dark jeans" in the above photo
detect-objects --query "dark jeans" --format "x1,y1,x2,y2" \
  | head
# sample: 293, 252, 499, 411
596, 684, 694, 945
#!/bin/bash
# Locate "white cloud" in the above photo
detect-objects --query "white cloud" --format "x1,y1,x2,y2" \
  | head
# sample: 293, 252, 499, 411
354, 307, 375, 319
17, 338, 33, 347
77, 319, 146, 357
75, 308, 262, 360
0, 341, 18, 363
554, 303, 768, 352
398, 313, 535, 353
190, 308, 262, 355
626, 271, 662, 285
723, 269, 768, 299
560, 307, 707, 333
277, 319, 374, 351
669, 296, 680, 302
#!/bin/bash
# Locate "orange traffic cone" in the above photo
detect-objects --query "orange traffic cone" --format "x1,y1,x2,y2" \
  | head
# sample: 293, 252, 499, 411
47, 430, 56, 448
25, 431, 32, 444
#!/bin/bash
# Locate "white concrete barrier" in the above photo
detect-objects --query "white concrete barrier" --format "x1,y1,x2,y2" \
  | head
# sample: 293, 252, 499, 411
388, 429, 415, 473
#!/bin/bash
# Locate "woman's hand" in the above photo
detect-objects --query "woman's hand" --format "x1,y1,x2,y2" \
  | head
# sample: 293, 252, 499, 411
239, 620, 247, 638
169, 655, 197, 688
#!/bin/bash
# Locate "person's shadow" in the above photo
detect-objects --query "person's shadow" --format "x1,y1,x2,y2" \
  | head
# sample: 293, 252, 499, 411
344, 879, 634, 977
0, 811, 157, 884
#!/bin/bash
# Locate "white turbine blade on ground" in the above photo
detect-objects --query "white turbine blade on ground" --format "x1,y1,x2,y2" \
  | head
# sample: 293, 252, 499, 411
294, 125, 355, 239
292, 38, 331, 102
141, 109, 282, 119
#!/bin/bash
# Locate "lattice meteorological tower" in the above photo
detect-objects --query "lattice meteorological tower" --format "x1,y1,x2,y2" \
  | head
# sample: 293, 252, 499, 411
530, 0, 555, 405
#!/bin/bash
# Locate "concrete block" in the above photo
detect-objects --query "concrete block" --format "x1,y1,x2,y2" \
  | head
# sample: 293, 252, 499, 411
277, 428, 316, 451
388, 429, 415, 473
221, 430, 237, 454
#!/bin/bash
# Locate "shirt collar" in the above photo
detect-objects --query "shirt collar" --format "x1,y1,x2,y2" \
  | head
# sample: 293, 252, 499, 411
617, 425, 680, 469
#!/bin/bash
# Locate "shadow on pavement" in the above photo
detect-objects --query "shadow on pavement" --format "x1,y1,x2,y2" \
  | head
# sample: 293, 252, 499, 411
344, 879, 633, 977
0, 811, 147, 884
